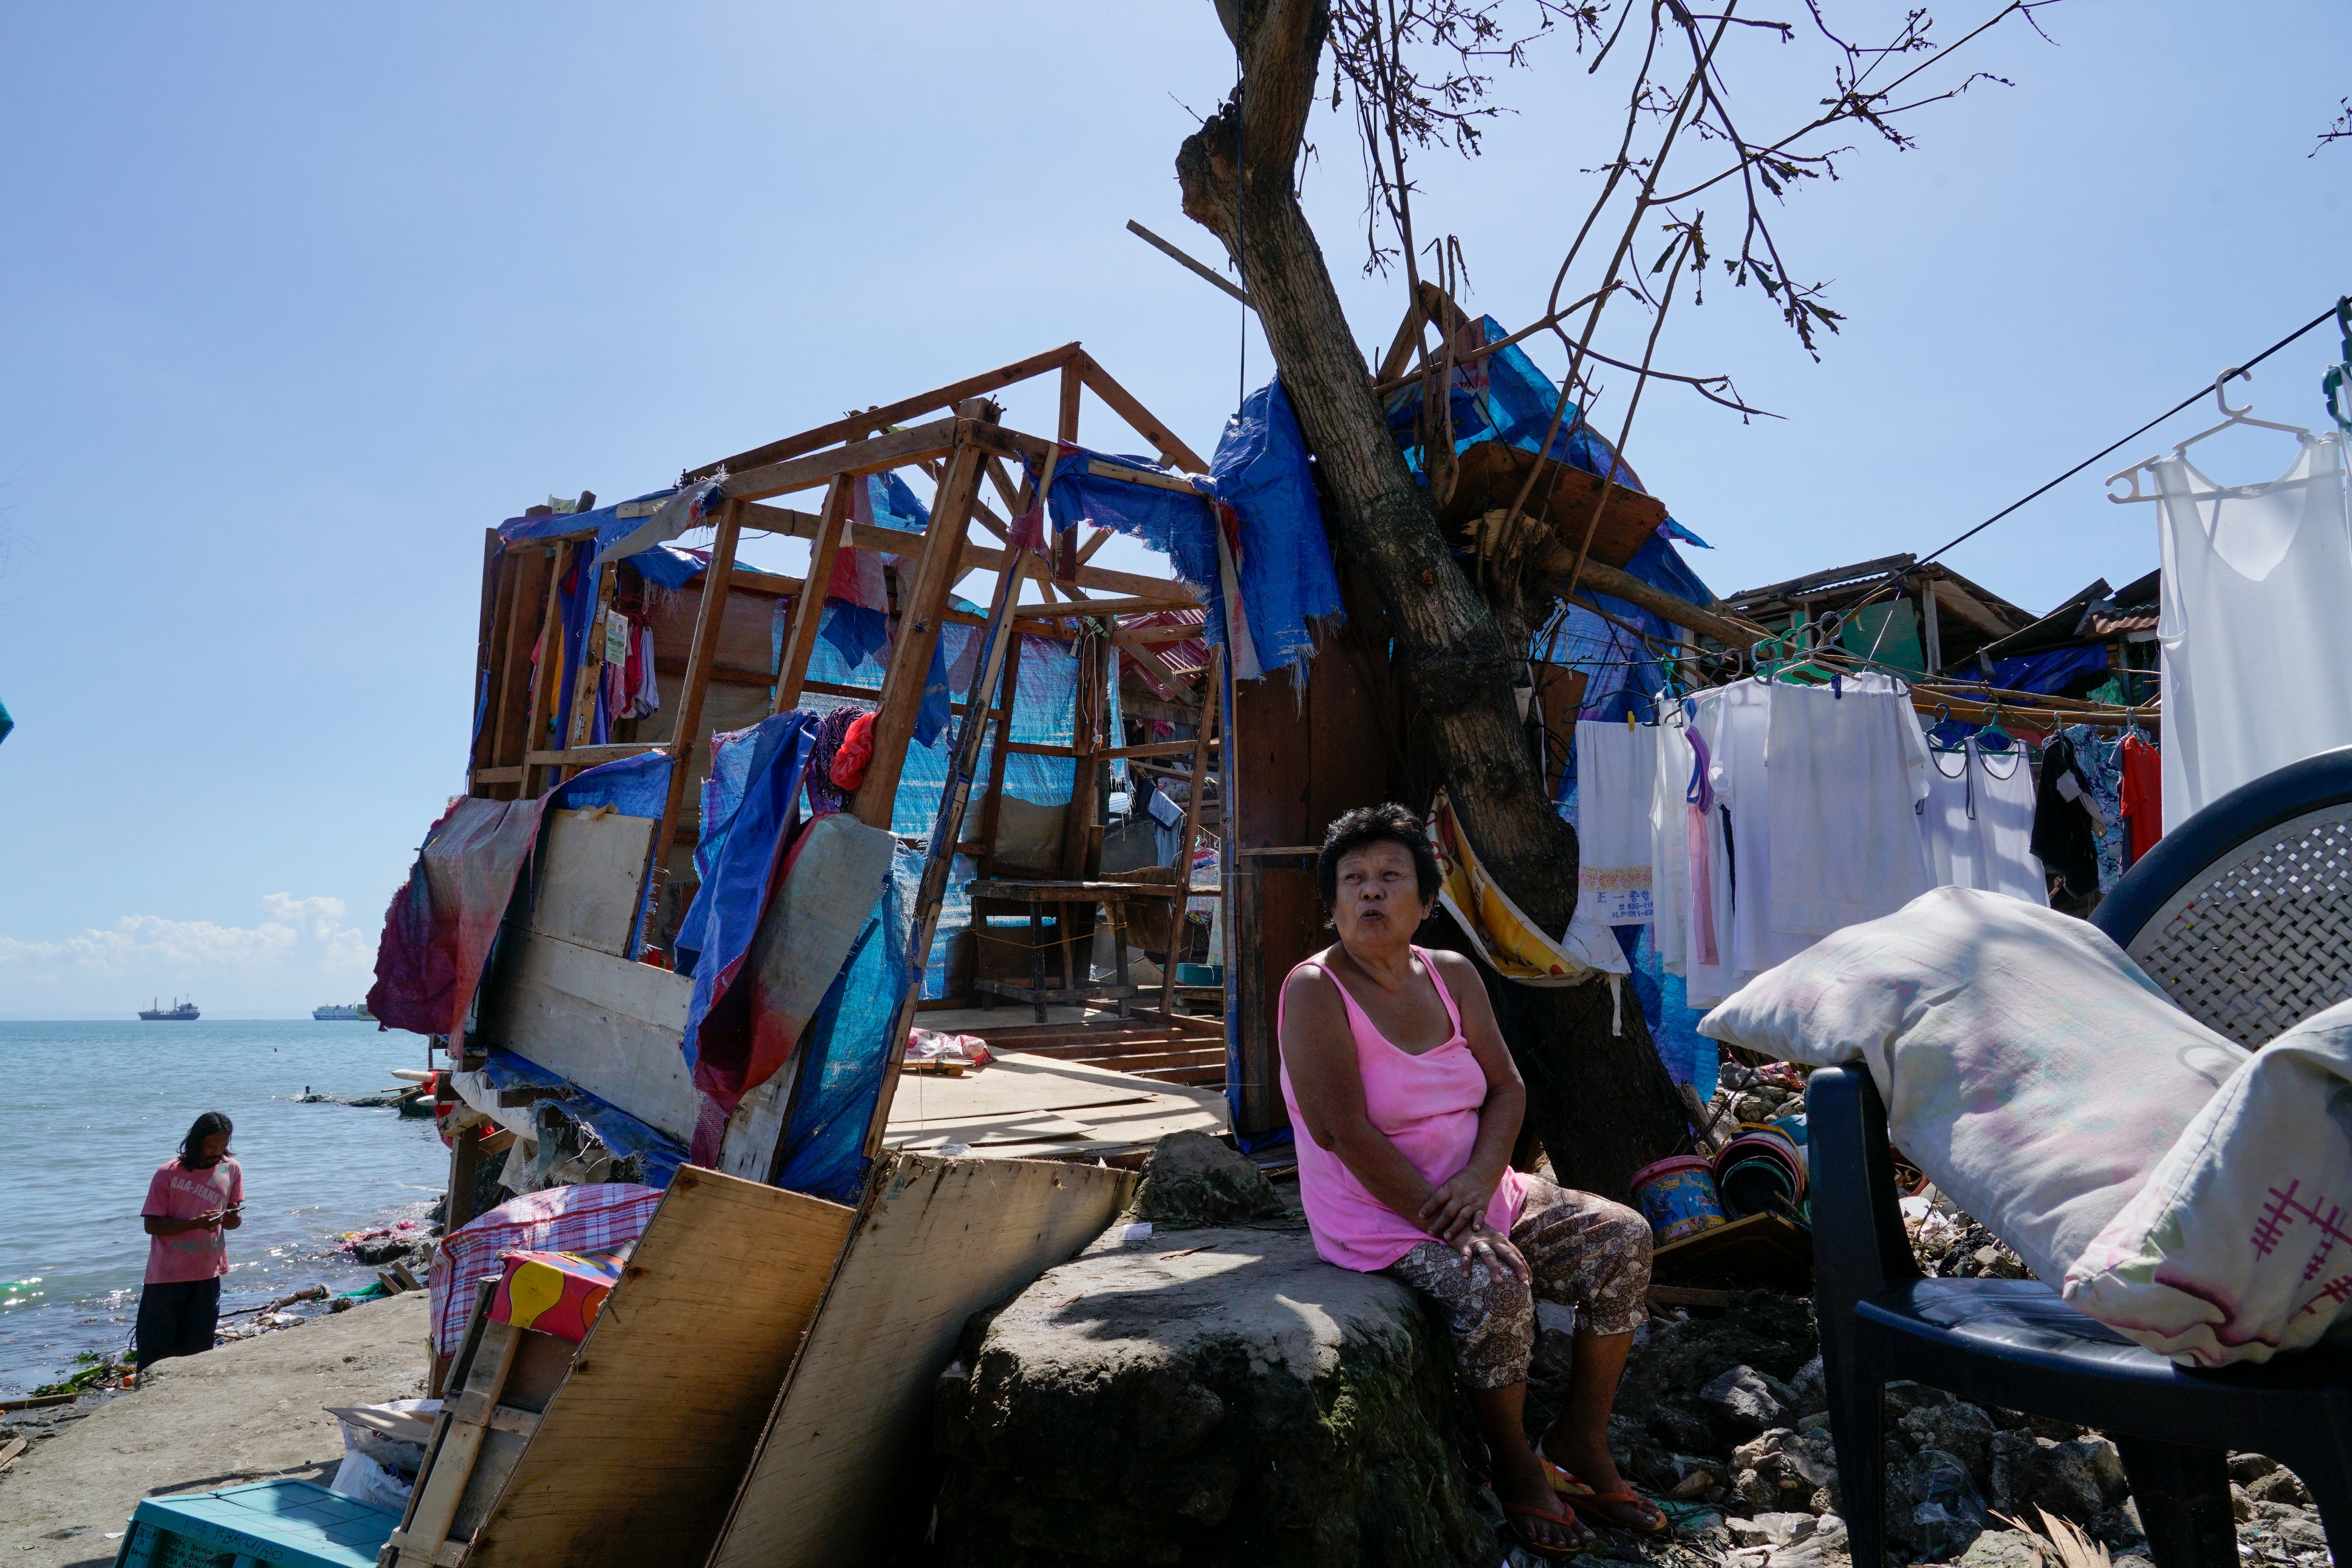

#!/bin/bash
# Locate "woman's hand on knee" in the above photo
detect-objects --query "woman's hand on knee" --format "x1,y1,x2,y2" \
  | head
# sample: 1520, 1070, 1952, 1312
1418, 1167, 1497, 1245
1454, 1222, 1531, 1284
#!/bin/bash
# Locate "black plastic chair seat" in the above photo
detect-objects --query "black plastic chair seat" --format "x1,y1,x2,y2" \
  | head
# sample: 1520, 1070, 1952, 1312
1812, 1065, 2352, 1568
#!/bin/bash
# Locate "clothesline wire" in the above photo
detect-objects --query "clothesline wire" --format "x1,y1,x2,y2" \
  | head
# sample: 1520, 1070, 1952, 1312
1831, 299, 2351, 640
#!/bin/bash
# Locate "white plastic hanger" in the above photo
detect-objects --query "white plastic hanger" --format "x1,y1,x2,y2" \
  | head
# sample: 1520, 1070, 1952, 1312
2107, 369, 2314, 503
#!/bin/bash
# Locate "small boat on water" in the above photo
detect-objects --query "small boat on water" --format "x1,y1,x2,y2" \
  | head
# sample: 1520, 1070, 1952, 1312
138, 998, 200, 1021
313, 1002, 374, 1021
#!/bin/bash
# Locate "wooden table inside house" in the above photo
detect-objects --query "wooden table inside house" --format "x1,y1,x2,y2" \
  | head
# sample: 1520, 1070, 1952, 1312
966, 878, 1202, 1024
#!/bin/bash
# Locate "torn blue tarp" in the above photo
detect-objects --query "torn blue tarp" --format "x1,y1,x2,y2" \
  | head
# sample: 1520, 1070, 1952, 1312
476, 1048, 687, 1190
769, 843, 918, 1205
1613, 926, 1718, 1102
674, 710, 817, 1007
1989, 643, 2110, 695
1044, 379, 1342, 683
552, 552, 607, 752
1203, 379, 1344, 680
1383, 315, 1641, 487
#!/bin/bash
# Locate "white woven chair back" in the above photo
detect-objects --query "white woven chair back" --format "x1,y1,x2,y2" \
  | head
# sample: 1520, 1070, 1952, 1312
2124, 802, 2352, 1046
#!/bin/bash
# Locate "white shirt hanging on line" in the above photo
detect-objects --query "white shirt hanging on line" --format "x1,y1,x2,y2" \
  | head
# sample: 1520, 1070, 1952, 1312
1762, 671, 1934, 938
1921, 738, 2049, 906
1573, 719, 1658, 925
2157, 434, 2352, 830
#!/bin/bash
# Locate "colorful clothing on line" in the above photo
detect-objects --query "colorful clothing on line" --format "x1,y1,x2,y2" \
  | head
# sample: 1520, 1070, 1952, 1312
2062, 724, 2128, 891
1384, 1178, 1653, 1389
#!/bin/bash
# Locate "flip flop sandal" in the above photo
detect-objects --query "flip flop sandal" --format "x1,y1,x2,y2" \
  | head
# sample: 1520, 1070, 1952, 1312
1542, 1460, 1670, 1536
1500, 1497, 1590, 1561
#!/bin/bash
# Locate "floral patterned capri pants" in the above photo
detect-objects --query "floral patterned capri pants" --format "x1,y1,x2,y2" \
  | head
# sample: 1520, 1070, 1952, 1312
1384, 1177, 1653, 1389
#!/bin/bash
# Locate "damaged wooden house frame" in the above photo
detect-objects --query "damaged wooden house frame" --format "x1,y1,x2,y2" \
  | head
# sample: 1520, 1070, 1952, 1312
381, 349, 1256, 1566
445, 343, 1248, 1199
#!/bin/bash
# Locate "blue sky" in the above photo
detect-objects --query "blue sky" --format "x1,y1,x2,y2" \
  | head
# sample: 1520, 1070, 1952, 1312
3, 2, 2347, 1017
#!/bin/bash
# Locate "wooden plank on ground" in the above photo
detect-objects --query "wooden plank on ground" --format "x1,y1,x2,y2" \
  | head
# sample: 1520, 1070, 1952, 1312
706, 1155, 1135, 1568
473, 930, 696, 1142
460, 1168, 858, 1568
532, 810, 658, 957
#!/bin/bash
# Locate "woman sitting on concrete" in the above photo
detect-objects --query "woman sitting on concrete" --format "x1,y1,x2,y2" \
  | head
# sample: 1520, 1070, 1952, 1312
1279, 803, 1661, 1561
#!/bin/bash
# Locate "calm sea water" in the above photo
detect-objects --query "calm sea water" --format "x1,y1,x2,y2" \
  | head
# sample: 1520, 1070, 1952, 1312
0, 1020, 450, 1396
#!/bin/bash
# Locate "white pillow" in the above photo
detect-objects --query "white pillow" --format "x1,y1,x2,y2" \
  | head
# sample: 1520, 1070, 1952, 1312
2066, 996, 2352, 1366
1699, 887, 2246, 1285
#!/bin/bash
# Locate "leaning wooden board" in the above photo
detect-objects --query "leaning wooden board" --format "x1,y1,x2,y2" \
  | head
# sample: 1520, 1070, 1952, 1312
453, 1168, 856, 1568
705, 1154, 1134, 1567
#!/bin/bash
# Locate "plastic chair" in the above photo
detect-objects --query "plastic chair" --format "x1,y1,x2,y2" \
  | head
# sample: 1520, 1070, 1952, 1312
1811, 745, 2352, 1568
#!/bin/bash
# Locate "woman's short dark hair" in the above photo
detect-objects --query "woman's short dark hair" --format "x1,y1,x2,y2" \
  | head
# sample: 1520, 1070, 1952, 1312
179, 1111, 233, 1167
1317, 803, 1443, 909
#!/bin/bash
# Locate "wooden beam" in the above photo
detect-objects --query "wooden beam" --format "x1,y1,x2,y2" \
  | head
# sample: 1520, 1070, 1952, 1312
720, 418, 963, 503
771, 475, 853, 715
1101, 738, 1221, 760
860, 545, 1042, 1156
1013, 595, 1200, 619
1124, 219, 1254, 308
850, 437, 981, 825
1060, 630, 1106, 878
976, 629, 1023, 880
1110, 624, 1202, 647
1072, 352, 1209, 472
1551, 554, 1769, 647
682, 343, 1082, 483
522, 541, 572, 797
524, 743, 668, 768
649, 499, 745, 934
748, 496, 1194, 606
1085, 458, 1200, 496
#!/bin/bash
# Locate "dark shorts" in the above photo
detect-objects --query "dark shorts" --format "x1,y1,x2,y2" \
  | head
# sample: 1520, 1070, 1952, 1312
135, 1277, 222, 1368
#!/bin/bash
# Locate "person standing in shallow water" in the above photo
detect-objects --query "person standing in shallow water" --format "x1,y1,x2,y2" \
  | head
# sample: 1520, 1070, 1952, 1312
136, 1111, 242, 1377
1279, 803, 1664, 1562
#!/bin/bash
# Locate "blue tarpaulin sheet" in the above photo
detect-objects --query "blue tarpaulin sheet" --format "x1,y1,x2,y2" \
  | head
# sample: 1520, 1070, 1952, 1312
478, 1049, 688, 1190
770, 844, 918, 1204
1045, 379, 1342, 683
1548, 533, 1719, 731
1383, 315, 1641, 487
675, 715, 819, 1113
1989, 643, 2109, 695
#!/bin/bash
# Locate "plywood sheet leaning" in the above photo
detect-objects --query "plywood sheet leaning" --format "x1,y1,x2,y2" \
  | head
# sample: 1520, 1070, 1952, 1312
473, 929, 698, 1143
457, 1167, 858, 1568
530, 808, 657, 956
706, 1154, 1136, 1568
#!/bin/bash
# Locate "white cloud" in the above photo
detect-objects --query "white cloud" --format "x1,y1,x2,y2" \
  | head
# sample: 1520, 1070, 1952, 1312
0, 894, 376, 1009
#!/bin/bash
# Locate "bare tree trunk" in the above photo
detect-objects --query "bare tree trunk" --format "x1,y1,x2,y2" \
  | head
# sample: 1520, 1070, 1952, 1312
1178, 0, 1687, 1198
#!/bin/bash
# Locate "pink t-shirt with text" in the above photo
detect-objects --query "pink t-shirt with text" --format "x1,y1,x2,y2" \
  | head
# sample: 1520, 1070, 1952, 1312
143, 1157, 242, 1285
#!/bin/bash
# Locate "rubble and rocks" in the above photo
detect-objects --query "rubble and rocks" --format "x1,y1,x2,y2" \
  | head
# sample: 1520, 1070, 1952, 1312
1127, 1131, 1288, 1228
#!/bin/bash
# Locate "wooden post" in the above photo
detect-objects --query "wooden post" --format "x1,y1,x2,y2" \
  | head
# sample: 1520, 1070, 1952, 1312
1058, 624, 1106, 878
561, 561, 618, 780
648, 500, 746, 939
1159, 646, 1223, 1021
522, 542, 573, 797
445, 1122, 484, 1235
771, 474, 855, 717
849, 424, 985, 827
860, 545, 1042, 1157
1055, 362, 1083, 581
1920, 579, 1944, 676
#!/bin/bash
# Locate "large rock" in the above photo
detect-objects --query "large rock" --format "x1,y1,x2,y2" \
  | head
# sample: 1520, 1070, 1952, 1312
933, 1221, 1495, 1568
1128, 1132, 1287, 1228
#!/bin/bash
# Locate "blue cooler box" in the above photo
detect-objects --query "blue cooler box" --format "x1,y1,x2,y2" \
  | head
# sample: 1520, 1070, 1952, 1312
112, 1478, 398, 1568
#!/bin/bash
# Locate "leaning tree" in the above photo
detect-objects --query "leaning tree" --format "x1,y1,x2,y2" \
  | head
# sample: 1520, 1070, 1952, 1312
1175, 0, 2049, 1195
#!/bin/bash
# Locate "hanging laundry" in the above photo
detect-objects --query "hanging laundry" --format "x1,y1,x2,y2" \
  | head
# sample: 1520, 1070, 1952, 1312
1701, 681, 1813, 992
2061, 724, 2128, 891
1921, 738, 2049, 906
2119, 732, 2164, 866
1646, 718, 1697, 972
2156, 432, 2352, 828
2032, 733, 2103, 903
632, 624, 660, 718
1571, 718, 1657, 924
1763, 672, 1934, 938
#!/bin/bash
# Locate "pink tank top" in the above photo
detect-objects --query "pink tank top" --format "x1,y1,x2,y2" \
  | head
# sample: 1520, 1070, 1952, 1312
1277, 946, 1530, 1272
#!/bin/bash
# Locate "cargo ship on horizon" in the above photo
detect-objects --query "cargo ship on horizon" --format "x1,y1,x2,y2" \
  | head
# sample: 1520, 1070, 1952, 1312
137, 998, 199, 1021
